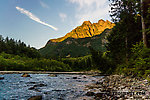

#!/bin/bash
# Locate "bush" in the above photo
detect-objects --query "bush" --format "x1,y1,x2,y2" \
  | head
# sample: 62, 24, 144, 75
118, 42, 150, 77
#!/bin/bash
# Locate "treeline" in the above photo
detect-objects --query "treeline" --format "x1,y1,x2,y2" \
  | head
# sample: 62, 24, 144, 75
91, 0, 150, 79
0, 52, 71, 71
0, 35, 72, 71
0, 35, 40, 58
61, 55, 93, 71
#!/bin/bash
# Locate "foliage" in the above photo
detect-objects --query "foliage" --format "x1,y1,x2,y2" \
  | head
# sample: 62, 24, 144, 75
61, 55, 93, 71
104, 0, 150, 78
89, 47, 115, 74
107, 0, 142, 64
115, 42, 150, 77
0, 35, 41, 58
106, 20, 142, 64
0, 52, 71, 71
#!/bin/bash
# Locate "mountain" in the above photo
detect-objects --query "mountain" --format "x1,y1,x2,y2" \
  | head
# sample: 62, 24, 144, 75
47, 19, 115, 43
39, 19, 115, 58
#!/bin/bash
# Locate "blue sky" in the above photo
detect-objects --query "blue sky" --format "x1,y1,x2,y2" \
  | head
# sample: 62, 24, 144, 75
0, 0, 111, 49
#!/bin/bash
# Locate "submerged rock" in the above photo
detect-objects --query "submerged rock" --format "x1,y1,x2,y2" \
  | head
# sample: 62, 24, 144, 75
34, 83, 47, 87
28, 96, 42, 100
72, 77, 77, 79
28, 83, 47, 92
0, 77, 4, 80
21, 73, 30, 77
85, 91, 95, 96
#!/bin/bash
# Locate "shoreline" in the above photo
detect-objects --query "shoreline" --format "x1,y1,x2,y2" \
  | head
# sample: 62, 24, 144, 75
0, 71, 102, 75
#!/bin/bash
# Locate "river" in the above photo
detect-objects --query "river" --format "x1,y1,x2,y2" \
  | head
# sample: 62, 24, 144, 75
0, 74, 102, 100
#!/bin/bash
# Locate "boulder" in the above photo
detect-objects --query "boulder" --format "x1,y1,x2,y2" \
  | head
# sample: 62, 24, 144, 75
0, 77, 4, 80
72, 77, 77, 79
85, 91, 95, 96
21, 73, 30, 77
28, 96, 42, 100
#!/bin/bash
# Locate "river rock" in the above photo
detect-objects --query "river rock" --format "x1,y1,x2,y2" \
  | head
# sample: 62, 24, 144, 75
28, 87, 35, 90
21, 73, 30, 77
0, 77, 4, 80
72, 77, 77, 79
34, 83, 47, 87
28, 96, 42, 100
48, 74, 57, 77
85, 91, 95, 96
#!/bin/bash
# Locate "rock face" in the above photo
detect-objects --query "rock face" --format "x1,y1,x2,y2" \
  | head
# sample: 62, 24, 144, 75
47, 19, 115, 44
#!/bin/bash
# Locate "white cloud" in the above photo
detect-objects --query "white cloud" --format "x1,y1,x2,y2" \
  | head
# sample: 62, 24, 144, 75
59, 13, 67, 22
67, 0, 110, 25
16, 6, 58, 31
39, 0, 49, 9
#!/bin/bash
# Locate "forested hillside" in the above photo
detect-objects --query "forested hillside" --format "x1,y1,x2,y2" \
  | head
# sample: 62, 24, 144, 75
39, 29, 111, 58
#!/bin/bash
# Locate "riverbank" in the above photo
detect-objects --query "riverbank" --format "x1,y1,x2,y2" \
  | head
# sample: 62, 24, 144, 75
0, 71, 101, 75
85, 75, 150, 99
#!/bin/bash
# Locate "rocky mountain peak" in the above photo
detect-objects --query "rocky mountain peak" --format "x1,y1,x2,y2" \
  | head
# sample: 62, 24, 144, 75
82, 21, 92, 26
48, 19, 115, 43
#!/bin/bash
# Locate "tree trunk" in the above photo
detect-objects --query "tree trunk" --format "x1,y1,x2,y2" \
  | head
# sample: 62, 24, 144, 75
141, 0, 147, 47
125, 36, 128, 63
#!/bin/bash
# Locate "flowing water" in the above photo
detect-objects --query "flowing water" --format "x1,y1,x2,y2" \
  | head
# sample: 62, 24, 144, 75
0, 74, 102, 100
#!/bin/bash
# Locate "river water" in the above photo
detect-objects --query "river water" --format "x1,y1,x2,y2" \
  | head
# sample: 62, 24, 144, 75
0, 74, 102, 100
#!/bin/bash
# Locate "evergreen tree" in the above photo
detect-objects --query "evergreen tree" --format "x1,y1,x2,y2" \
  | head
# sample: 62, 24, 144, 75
108, 0, 142, 64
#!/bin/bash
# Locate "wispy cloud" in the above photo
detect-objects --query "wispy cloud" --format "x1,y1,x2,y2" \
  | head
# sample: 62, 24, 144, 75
67, 0, 110, 25
16, 6, 58, 31
39, 0, 49, 9
59, 13, 67, 22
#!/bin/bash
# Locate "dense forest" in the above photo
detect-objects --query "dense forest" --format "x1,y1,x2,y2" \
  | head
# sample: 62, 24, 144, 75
0, 35, 40, 58
90, 0, 150, 79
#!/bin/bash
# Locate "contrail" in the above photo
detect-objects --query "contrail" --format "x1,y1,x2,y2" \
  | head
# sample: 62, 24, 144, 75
16, 6, 58, 31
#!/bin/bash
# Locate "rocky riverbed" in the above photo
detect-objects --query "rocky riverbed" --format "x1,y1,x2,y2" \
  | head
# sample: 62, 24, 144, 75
0, 73, 102, 100
85, 75, 150, 100
0, 73, 150, 100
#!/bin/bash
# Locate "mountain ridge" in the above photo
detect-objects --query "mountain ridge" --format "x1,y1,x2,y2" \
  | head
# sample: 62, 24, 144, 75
39, 19, 115, 58
39, 29, 111, 58
47, 19, 115, 44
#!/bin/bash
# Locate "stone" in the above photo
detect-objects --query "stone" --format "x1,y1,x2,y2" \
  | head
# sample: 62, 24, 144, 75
72, 77, 77, 79
94, 92, 103, 97
34, 83, 47, 87
85, 91, 95, 96
28, 96, 42, 100
28, 87, 35, 90
48, 74, 57, 77
0, 77, 4, 80
21, 73, 30, 77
